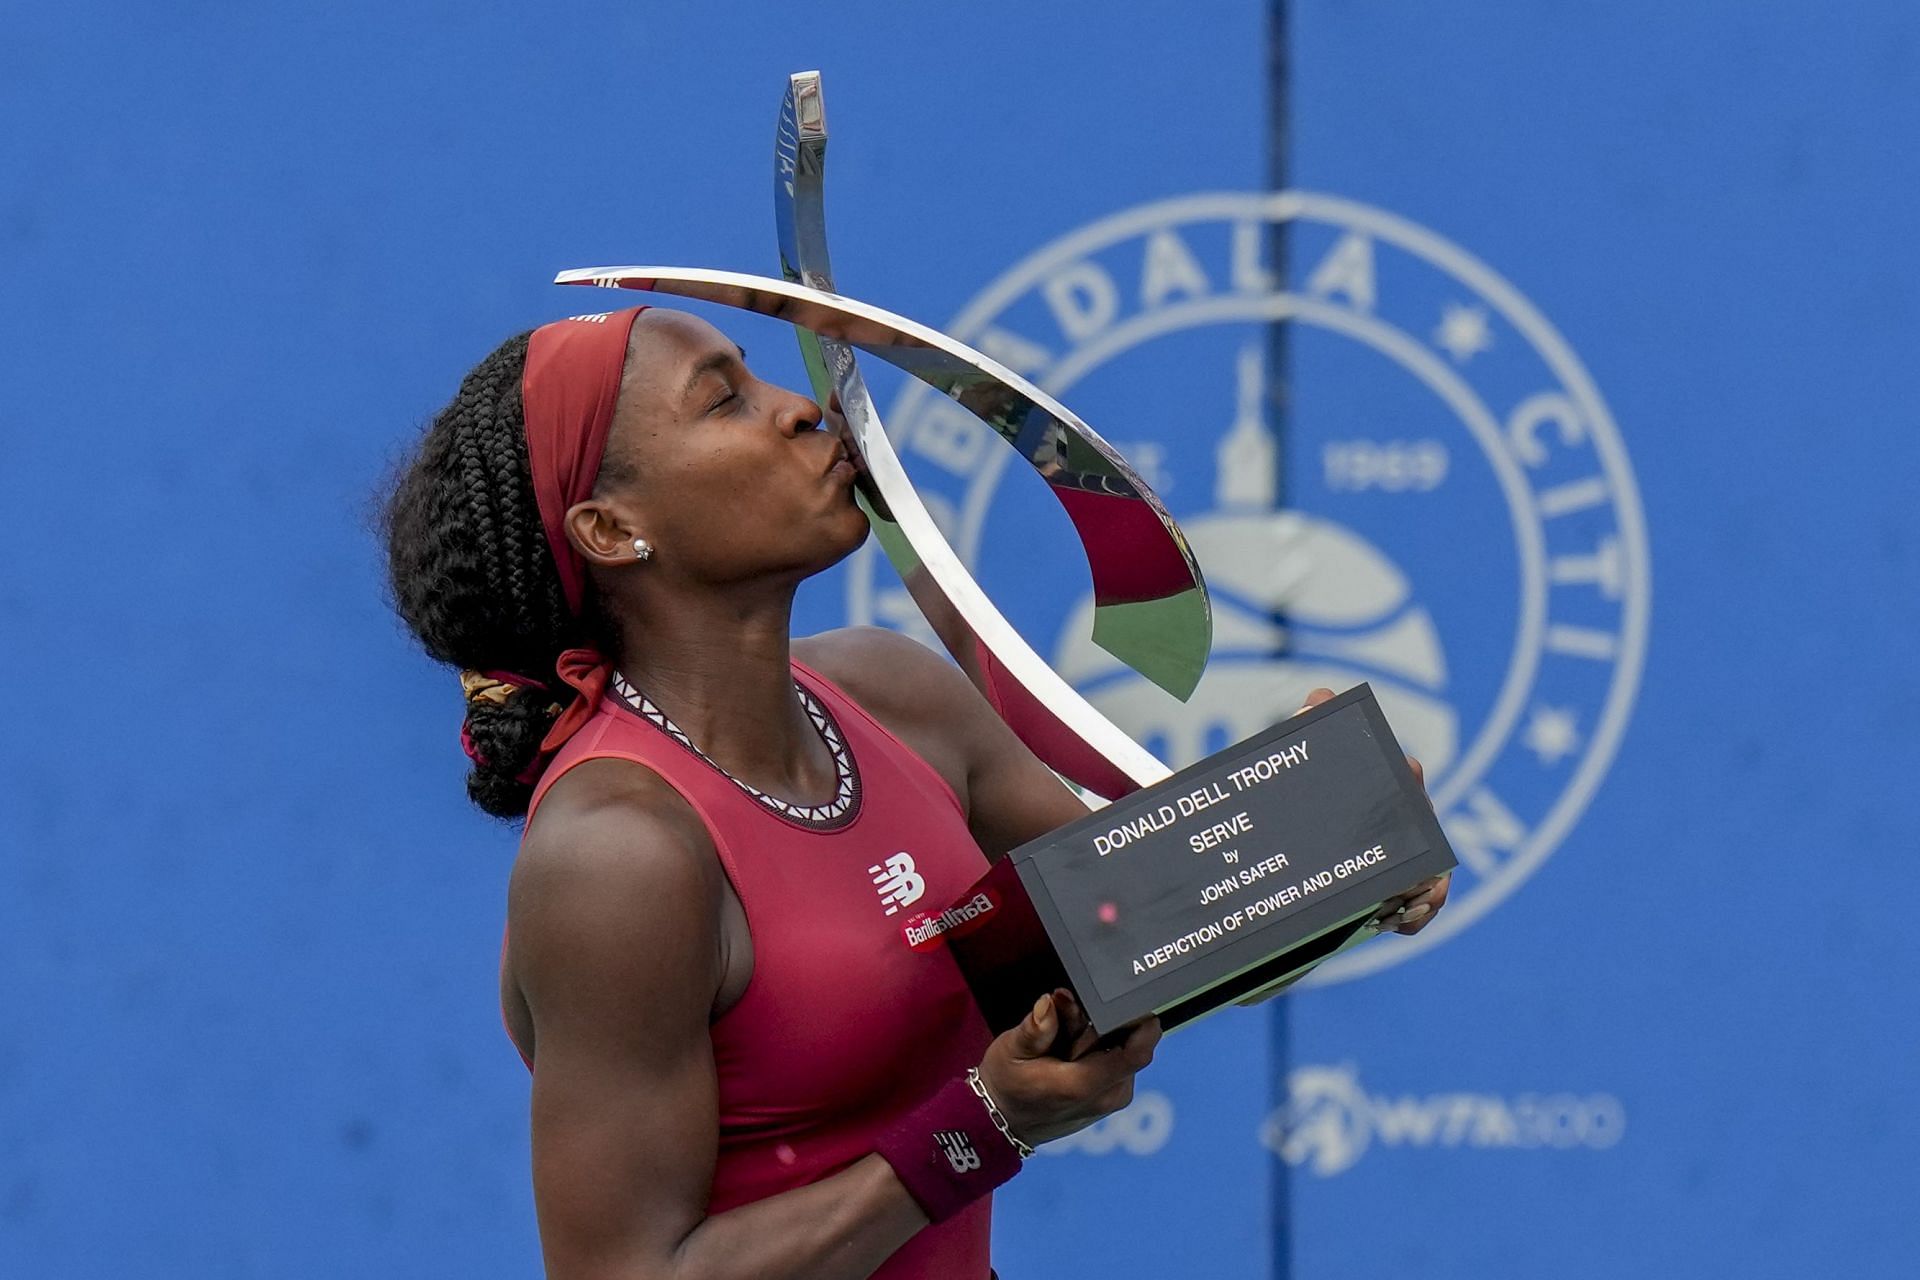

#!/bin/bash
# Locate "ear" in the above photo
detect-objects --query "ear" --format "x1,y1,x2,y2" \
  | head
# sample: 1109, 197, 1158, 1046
563, 498, 647, 570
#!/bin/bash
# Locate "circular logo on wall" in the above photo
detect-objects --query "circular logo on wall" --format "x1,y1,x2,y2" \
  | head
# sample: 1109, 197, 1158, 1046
846, 192, 1650, 982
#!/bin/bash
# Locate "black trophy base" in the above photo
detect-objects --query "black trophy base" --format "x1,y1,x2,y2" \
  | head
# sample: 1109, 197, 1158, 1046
941, 685, 1457, 1038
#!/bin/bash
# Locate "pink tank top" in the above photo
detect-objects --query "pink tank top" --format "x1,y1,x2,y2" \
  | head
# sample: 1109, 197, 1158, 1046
518, 658, 996, 1279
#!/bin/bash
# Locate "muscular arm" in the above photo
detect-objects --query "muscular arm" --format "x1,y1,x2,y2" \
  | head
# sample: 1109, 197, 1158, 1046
510, 760, 930, 1280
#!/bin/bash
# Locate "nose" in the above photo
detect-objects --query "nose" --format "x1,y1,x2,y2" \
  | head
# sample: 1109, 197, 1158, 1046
776, 386, 824, 436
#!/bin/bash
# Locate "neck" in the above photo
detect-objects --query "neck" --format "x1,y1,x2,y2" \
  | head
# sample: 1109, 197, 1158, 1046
608, 578, 830, 798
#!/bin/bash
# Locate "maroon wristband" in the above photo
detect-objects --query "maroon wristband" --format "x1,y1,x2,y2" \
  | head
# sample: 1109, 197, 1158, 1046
875, 1074, 1024, 1222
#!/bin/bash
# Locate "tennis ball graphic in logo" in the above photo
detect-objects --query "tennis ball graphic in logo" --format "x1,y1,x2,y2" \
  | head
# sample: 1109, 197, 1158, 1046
1053, 346, 1458, 779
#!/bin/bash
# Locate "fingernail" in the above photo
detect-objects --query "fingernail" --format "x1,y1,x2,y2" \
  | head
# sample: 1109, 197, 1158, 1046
1033, 994, 1052, 1021
1399, 903, 1431, 923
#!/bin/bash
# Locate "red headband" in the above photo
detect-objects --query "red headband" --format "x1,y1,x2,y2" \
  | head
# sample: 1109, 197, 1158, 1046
522, 306, 647, 616
458, 305, 647, 788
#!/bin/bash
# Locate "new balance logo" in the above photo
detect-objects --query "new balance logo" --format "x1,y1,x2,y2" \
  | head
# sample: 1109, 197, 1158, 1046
934, 1130, 982, 1174
868, 852, 926, 917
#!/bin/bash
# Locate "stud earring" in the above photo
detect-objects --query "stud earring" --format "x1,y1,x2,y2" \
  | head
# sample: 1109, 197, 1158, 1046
632, 538, 654, 561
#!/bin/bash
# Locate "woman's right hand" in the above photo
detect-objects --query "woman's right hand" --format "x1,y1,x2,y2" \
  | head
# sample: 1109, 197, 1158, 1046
975, 989, 1162, 1149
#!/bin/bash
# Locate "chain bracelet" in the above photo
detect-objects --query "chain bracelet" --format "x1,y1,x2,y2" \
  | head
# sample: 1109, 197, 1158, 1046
965, 1067, 1035, 1159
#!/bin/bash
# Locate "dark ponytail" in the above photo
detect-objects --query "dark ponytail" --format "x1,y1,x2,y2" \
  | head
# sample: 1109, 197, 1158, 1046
383, 332, 588, 819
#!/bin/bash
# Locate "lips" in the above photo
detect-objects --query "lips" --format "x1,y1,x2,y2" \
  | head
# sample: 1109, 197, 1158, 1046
826, 429, 889, 516
822, 441, 859, 482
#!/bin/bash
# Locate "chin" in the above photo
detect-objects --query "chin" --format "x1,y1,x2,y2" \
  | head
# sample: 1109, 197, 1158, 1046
779, 513, 870, 586
823, 509, 872, 564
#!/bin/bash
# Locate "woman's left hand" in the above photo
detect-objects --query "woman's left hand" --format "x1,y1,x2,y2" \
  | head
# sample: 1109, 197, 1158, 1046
1292, 686, 1452, 937
1373, 873, 1451, 935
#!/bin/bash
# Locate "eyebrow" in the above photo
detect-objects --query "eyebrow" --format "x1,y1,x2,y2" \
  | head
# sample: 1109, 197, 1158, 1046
680, 345, 749, 402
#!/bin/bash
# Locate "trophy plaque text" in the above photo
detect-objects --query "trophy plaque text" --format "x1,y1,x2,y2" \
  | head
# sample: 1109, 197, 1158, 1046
939, 684, 1458, 1038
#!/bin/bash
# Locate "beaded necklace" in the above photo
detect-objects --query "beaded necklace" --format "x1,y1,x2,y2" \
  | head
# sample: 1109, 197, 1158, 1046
610, 671, 861, 830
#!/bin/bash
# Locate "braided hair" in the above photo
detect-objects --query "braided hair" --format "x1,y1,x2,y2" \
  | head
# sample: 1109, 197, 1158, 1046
383, 331, 608, 818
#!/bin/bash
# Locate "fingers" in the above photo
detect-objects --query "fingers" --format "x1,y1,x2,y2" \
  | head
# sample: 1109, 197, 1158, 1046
1121, 1015, 1163, 1067
984, 1005, 1160, 1144
1374, 873, 1452, 934
1385, 901, 1432, 932
1054, 1014, 1161, 1097
1292, 686, 1337, 717
1010, 991, 1060, 1059
1379, 873, 1448, 910
1031, 989, 1157, 1068
1404, 752, 1437, 813
1401, 873, 1450, 933
1087, 1027, 1162, 1116
1052, 988, 1102, 1060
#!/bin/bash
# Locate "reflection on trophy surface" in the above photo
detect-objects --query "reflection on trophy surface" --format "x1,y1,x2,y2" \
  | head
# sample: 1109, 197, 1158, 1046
1054, 343, 1459, 777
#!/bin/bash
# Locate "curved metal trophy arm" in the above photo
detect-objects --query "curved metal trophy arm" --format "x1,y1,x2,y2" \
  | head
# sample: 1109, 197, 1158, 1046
756, 74, 1352, 1005
770, 71, 1174, 801
774, 72, 840, 399
558, 263, 1182, 794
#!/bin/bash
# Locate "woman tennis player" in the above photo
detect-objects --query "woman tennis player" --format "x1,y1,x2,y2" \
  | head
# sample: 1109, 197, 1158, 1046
383, 306, 1448, 1280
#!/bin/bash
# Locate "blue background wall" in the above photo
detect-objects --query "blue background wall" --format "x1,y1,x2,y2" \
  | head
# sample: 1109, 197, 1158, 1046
1283, 7, 1919, 1276
3, 3, 1914, 1276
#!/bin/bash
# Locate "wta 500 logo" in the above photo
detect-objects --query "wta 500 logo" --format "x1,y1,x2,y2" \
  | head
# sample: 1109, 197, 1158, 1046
848, 192, 1650, 980
1262, 1064, 1624, 1177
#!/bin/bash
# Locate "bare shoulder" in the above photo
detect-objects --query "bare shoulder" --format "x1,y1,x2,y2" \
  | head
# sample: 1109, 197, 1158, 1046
795, 626, 991, 809
797, 627, 1089, 863
508, 758, 726, 1023
794, 626, 981, 726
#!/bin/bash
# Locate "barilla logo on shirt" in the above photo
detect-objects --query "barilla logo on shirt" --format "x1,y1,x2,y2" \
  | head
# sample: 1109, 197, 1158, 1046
902, 891, 998, 951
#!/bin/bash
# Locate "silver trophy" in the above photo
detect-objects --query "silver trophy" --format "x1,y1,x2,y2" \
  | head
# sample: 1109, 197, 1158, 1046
559, 70, 1213, 801
553, 74, 1446, 1023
